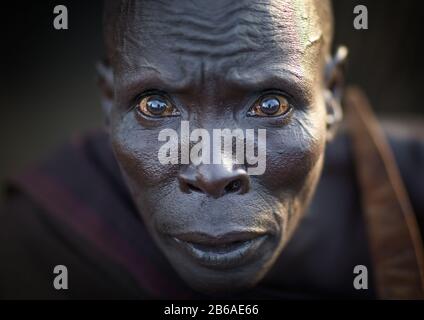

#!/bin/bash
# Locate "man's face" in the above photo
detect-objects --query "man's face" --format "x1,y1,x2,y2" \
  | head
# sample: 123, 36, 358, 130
107, 0, 330, 293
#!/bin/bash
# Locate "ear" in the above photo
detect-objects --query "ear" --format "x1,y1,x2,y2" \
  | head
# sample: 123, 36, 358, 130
96, 59, 114, 126
324, 46, 348, 141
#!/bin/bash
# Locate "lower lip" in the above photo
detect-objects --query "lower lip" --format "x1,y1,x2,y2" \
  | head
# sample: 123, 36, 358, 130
172, 235, 268, 270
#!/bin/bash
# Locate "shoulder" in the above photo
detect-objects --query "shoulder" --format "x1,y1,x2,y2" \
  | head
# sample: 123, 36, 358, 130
5, 130, 130, 221
0, 131, 141, 298
326, 116, 424, 216
381, 117, 424, 231
326, 117, 424, 232
0, 131, 185, 299
323, 115, 424, 243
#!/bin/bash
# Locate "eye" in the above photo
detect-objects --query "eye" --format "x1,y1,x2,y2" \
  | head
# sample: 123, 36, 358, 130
137, 94, 180, 118
248, 94, 291, 117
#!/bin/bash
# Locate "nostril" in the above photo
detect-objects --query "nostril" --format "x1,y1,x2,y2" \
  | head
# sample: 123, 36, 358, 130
179, 166, 250, 197
187, 183, 203, 193
224, 179, 242, 194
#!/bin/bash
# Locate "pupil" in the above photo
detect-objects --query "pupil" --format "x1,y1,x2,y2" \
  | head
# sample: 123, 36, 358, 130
260, 97, 280, 115
146, 97, 167, 115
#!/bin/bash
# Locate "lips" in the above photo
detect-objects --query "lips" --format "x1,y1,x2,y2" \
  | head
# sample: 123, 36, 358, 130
171, 231, 268, 270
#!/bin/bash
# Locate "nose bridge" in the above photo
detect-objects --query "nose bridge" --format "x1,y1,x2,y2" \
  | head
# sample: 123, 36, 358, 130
178, 162, 250, 199
177, 116, 251, 198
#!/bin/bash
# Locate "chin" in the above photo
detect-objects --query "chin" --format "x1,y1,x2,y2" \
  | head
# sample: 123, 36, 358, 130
159, 230, 280, 294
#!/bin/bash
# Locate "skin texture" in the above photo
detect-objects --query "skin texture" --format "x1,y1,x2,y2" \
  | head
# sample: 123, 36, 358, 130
99, 0, 344, 294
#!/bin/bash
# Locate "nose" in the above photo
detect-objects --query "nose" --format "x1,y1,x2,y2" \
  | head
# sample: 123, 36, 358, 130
178, 164, 250, 199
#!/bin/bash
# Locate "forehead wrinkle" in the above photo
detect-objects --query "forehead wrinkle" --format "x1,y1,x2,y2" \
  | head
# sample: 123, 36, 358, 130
114, 0, 324, 61
119, 3, 260, 58
226, 63, 305, 85
111, 0, 328, 99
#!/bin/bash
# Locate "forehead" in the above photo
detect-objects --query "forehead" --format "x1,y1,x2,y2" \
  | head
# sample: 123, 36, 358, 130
112, 0, 325, 92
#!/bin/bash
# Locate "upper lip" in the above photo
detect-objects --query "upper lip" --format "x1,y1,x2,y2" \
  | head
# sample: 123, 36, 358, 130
172, 231, 265, 246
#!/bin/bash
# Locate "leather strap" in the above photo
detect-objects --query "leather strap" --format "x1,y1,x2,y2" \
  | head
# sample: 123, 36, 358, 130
344, 87, 424, 299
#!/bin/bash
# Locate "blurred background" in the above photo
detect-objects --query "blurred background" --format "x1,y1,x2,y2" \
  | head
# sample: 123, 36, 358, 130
0, 0, 423, 197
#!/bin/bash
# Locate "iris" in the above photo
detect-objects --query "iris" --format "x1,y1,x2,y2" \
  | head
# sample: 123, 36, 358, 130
146, 96, 168, 115
260, 97, 280, 115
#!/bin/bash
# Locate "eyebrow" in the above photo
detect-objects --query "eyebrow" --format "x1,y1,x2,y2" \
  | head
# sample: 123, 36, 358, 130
116, 62, 316, 107
224, 66, 315, 102
116, 66, 195, 97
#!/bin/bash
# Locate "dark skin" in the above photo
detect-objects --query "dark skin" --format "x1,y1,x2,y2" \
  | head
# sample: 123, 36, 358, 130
98, 0, 346, 294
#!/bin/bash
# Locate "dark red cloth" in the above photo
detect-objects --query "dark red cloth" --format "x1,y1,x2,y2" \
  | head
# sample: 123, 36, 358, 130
0, 131, 195, 299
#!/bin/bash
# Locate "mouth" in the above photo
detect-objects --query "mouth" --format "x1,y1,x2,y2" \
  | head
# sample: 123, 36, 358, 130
171, 231, 268, 270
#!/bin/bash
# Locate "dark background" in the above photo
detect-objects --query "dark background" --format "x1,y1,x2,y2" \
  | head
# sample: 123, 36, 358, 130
0, 0, 423, 195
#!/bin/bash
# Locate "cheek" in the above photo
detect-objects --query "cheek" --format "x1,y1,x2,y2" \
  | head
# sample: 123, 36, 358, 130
263, 110, 326, 196
109, 112, 179, 206
261, 109, 326, 244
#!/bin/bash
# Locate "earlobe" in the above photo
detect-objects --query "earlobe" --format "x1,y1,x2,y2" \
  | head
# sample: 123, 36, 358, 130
324, 46, 348, 141
96, 59, 114, 126
324, 89, 343, 141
